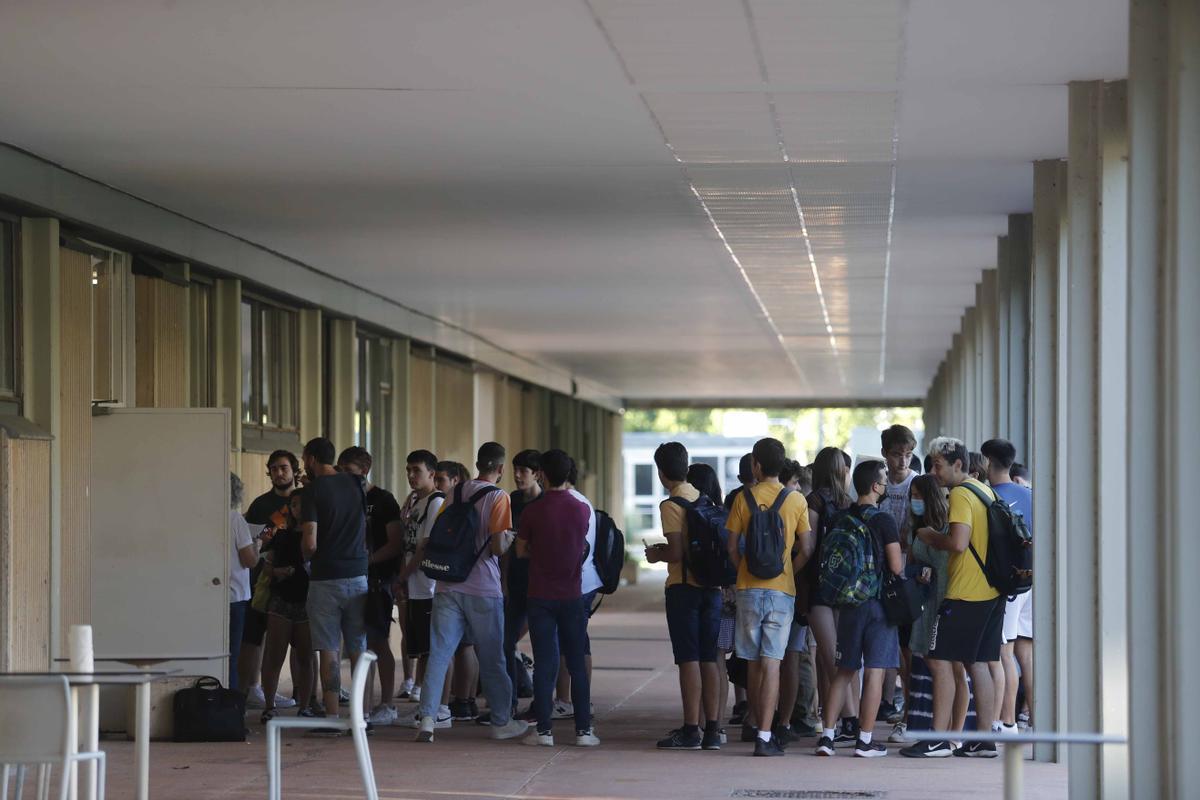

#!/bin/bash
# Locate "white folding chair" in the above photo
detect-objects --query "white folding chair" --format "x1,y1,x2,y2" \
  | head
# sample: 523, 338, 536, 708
0, 676, 106, 800
266, 650, 378, 800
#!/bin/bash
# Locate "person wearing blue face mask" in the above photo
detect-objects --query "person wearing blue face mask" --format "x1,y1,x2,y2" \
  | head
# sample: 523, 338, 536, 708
894, 474, 970, 747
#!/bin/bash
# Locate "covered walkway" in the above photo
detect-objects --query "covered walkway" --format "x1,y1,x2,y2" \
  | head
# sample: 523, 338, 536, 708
94, 575, 1068, 800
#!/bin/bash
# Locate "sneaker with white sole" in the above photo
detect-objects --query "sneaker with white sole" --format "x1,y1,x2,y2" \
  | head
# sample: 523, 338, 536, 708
396, 678, 415, 699
888, 722, 909, 743
523, 731, 555, 747
409, 685, 422, 703
551, 700, 574, 719
575, 728, 600, 747
368, 704, 398, 726
854, 738, 887, 758
338, 688, 351, 705
244, 685, 267, 709
402, 709, 451, 729
274, 694, 297, 709
492, 718, 530, 740
900, 739, 955, 758
815, 735, 835, 756
415, 715, 436, 743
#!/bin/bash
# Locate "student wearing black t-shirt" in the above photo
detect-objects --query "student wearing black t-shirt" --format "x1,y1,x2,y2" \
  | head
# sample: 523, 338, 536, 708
239, 449, 301, 709
504, 449, 542, 717
815, 460, 903, 759
259, 488, 314, 723
300, 437, 369, 726
338, 446, 404, 726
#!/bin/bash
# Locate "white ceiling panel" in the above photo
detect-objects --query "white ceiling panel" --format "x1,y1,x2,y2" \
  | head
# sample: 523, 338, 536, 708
0, 0, 1131, 404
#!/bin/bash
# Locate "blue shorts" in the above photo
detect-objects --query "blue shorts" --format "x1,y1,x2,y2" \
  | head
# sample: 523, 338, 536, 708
735, 588, 794, 661
665, 584, 721, 664
306, 576, 368, 655
834, 599, 900, 670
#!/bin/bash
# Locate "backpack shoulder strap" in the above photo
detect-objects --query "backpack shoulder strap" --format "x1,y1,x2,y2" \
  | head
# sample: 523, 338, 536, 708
467, 484, 503, 505
960, 481, 994, 506
666, 496, 693, 511
957, 482, 993, 574
741, 485, 757, 511
769, 487, 792, 513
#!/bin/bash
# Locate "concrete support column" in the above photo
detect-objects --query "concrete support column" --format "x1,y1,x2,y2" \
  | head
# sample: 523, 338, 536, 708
978, 269, 999, 441
212, 279, 242, 452
1030, 160, 1069, 764
1065, 79, 1129, 800
390, 337, 410, 475
962, 309, 977, 445
20, 218, 60, 654
995, 237, 1011, 439
297, 308, 323, 445
1006, 215, 1033, 459
326, 317, 357, 450
1126, 1, 1200, 795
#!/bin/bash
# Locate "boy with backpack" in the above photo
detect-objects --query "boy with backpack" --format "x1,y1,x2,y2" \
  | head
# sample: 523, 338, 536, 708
516, 449, 598, 747
645, 442, 726, 751
814, 460, 903, 758
724, 438, 813, 757
411, 442, 529, 743
900, 437, 1007, 759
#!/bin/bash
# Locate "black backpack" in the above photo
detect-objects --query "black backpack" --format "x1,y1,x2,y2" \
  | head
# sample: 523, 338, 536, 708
592, 509, 625, 594
667, 494, 737, 587
740, 485, 792, 580
420, 483, 503, 583
961, 482, 1033, 598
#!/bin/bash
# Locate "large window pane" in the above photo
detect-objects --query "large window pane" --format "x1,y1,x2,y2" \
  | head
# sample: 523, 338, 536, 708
634, 463, 654, 497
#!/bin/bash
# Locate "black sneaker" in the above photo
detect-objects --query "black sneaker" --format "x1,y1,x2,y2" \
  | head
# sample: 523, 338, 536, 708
833, 718, 860, 747
475, 711, 492, 726
729, 701, 747, 726
467, 697, 480, 720
449, 699, 476, 721
701, 728, 722, 750
657, 728, 702, 750
900, 739, 954, 758
790, 719, 820, 738
773, 725, 796, 747
854, 738, 887, 758
753, 736, 785, 757
814, 736, 835, 756
740, 723, 758, 743
954, 740, 999, 758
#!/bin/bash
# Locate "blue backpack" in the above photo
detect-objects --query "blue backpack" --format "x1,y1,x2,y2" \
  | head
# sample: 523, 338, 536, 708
667, 494, 737, 587
420, 483, 503, 583
740, 486, 793, 580
818, 506, 883, 607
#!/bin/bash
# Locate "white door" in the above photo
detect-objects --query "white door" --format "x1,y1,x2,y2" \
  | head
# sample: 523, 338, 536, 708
90, 408, 230, 681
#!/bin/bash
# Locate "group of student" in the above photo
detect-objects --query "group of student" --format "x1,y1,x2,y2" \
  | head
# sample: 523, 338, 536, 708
226, 438, 606, 747
648, 425, 1034, 758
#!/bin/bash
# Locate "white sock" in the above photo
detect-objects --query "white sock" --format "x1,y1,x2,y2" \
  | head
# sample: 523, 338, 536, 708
991, 720, 1002, 732
757, 729, 772, 743
859, 730, 873, 744
823, 727, 836, 740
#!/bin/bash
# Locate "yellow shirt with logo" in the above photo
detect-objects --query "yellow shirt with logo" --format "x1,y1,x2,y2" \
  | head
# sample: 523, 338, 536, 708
660, 482, 701, 588
945, 478, 1001, 602
726, 482, 810, 595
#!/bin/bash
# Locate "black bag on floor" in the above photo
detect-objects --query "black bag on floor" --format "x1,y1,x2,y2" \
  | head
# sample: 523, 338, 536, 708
173, 676, 246, 742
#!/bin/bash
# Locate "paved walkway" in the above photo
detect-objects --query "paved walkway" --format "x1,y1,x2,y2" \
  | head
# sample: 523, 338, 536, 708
98, 573, 1068, 799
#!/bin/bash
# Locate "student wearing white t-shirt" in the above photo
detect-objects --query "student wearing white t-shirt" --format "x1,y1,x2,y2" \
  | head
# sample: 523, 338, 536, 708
879, 425, 918, 727
229, 473, 261, 691
396, 451, 447, 710
549, 460, 603, 719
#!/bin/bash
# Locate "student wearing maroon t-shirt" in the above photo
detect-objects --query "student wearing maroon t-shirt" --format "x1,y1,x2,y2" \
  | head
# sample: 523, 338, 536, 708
516, 449, 598, 748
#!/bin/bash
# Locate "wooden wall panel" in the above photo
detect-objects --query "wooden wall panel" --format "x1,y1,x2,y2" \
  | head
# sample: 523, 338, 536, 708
59, 248, 93, 643
238, 451, 272, 510
137, 276, 190, 408
409, 352, 434, 454
0, 433, 52, 670
435, 359, 475, 467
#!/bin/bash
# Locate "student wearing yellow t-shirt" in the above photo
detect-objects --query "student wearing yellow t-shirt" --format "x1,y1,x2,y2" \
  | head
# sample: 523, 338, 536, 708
644, 442, 723, 751
899, 437, 1005, 760
724, 438, 813, 757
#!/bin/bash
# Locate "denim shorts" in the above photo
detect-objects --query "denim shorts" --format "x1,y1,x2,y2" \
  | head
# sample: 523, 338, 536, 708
306, 576, 368, 654
735, 588, 795, 661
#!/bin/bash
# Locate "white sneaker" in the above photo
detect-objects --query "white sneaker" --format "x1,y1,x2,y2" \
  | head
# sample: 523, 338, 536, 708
244, 686, 266, 709
415, 715, 436, 743
523, 731, 554, 746
888, 722, 909, 743
368, 704, 398, 726
998, 723, 1020, 737
551, 700, 574, 719
409, 685, 421, 703
574, 728, 600, 747
274, 694, 297, 709
491, 718, 530, 740
397, 678, 415, 699
402, 709, 451, 729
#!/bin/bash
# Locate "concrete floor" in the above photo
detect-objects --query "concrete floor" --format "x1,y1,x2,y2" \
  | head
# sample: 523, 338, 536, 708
96, 572, 1067, 799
